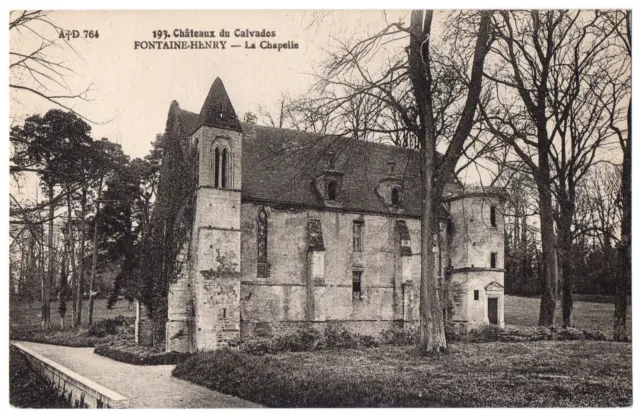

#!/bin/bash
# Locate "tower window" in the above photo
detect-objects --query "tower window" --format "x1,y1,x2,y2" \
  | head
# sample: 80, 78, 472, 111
474, 290, 479, 300
490, 252, 497, 269
214, 147, 220, 187
353, 221, 363, 252
391, 187, 400, 206
490, 206, 497, 227
326, 180, 338, 201
221, 148, 228, 188
257, 209, 268, 277
212, 143, 230, 189
352, 271, 362, 300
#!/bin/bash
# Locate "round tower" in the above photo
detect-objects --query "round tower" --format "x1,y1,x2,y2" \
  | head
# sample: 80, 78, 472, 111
446, 186, 506, 328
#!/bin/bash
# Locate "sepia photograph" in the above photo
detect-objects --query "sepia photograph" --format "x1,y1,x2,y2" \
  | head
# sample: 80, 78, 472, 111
6, 5, 633, 408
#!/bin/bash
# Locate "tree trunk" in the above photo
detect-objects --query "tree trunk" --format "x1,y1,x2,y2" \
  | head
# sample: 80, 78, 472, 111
418, 147, 447, 352
537, 180, 558, 326
59, 243, 67, 330
88, 180, 103, 326
76, 188, 88, 327
614, 102, 631, 341
67, 195, 78, 328
557, 207, 574, 328
42, 184, 54, 330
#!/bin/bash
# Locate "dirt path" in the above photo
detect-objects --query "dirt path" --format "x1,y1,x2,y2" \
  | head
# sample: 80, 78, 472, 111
13, 341, 262, 408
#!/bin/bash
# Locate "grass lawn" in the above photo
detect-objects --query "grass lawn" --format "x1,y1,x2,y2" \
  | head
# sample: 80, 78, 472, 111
173, 294, 632, 407
174, 341, 631, 407
505, 295, 632, 337
9, 298, 136, 346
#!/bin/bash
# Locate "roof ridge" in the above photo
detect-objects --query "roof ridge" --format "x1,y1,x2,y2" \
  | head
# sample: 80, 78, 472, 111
241, 122, 419, 155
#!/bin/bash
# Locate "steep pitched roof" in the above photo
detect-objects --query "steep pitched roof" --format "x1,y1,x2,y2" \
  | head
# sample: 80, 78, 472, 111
192, 77, 243, 134
178, 108, 199, 133
241, 123, 455, 217
175, 109, 457, 217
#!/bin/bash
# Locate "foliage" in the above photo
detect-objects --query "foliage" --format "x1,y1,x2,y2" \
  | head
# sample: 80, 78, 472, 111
10, 299, 135, 347
324, 324, 379, 349
87, 315, 131, 337
10, 326, 98, 347
138, 103, 198, 347
380, 326, 420, 346
383, 323, 610, 345
173, 342, 631, 407
238, 324, 378, 355
94, 338, 188, 365
9, 348, 75, 408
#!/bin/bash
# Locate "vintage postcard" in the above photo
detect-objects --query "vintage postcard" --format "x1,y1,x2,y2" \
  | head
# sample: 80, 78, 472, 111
8, 8, 632, 408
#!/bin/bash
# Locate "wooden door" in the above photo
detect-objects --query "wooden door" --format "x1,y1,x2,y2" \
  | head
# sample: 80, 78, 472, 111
488, 298, 498, 325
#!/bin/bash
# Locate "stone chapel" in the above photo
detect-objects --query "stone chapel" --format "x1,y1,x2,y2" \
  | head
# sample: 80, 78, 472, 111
149, 78, 506, 353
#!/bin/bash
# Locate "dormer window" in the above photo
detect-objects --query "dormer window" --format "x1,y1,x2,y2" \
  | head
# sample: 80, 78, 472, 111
387, 161, 396, 175
314, 169, 344, 207
391, 187, 401, 206
326, 151, 336, 169
326, 180, 338, 201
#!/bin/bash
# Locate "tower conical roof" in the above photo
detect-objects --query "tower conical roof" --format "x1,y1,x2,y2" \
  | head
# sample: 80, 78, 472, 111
195, 77, 243, 133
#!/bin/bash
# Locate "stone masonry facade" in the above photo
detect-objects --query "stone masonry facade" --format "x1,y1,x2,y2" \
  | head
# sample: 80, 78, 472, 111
156, 78, 506, 353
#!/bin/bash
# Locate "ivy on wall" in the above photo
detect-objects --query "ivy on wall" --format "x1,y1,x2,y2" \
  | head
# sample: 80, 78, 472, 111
138, 102, 197, 349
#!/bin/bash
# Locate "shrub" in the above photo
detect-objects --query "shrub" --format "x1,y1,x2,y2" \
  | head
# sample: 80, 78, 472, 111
240, 326, 324, 355
239, 338, 273, 356
274, 326, 325, 352
324, 324, 355, 348
582, 329, 608, 341
444, 323, 469, 343
381, 326, 419, 346
239, 325, 378, 355
94, 338, 188, 365
88, 316, 130, 338
467, 325, 502, 342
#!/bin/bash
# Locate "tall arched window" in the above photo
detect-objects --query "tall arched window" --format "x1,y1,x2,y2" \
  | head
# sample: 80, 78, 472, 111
221, 148, 228, 188
212, 143, 231, 189
193, 139, 199, 187
257, 209, 268, 278
214, 147, 220, 188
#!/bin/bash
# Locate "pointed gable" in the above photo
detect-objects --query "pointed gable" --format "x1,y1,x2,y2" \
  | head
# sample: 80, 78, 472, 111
194, 77, 243, 133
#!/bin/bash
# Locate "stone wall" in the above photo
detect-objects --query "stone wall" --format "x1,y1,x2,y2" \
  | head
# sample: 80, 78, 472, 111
447, 190, 505, 327
449, 269, 505, 326
238, 203, 438, 335
192, 126, 242, 190
12, 342, 130, 408
448, 192, 505, 270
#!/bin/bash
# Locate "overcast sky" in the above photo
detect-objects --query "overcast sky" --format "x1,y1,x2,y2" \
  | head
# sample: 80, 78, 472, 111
10, 10, 413, 160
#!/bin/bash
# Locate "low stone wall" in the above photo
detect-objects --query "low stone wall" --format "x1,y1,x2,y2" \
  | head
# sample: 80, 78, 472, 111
11, 342, 130, 408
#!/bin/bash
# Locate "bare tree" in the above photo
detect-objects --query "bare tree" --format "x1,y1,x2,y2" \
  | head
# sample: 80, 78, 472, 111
296, 11, 493, 352
479, 10, 620, 326
599, 10, 631, 341
9, 11, 94, 119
